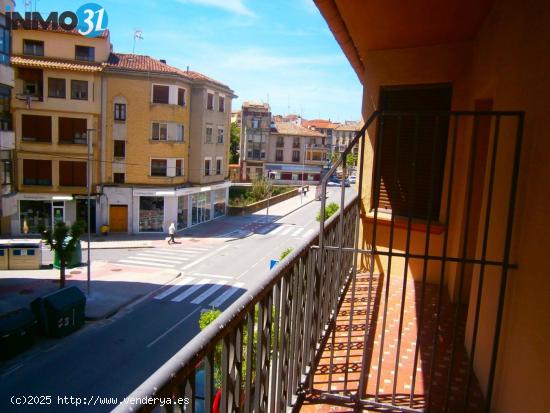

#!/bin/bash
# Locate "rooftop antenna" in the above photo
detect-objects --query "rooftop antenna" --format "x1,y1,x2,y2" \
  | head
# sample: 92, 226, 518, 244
132, 29, 143, 54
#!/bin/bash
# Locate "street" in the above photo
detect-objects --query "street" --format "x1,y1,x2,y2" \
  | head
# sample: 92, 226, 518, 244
0, 188, 353, 412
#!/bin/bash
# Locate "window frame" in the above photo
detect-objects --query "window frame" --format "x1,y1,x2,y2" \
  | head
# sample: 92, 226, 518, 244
216, 157, 222, 175
114, 103, 126, 121
177, 88, 186, 107
292, 150, 300, 162
21, 114, 52, 143
47, 77, 66, 99
204, 157, 212, 176
175, 159, 183, 177
113, 172, 125, 184
23, 159, 52, 186
275, 149, 283, 162
152, 84, 170, 104
217, 127, 224, 144
75, 45, 95, 62
205, 125, 213, 143
23, 39, 44, 56
113, 140, 126, 158
218, 95, 225, 112
152, 122, 168, 141
70, 80, 88, 100
150, 158, 168, 177
59, 160, 87, 187
206, 92, 214, 110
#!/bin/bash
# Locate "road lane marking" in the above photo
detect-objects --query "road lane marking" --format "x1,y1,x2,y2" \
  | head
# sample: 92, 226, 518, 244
146, 307, 202, 348
209, 282, 245, 307
280, 226, 293, 236
134, 254, 190, 262
270, 226, 284, 235
118, 259, 174, 268
190, 281, 227, 304
171, 279, 211, 302
181, 245, 230, 271
191, 273, 233, 279
154, 277, 195, 300
145, 250, 195, 256
292, 228, 304, 236
180, 247, 209, 252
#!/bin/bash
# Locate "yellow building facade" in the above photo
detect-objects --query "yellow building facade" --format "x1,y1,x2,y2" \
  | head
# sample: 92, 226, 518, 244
8, 28, 110, 235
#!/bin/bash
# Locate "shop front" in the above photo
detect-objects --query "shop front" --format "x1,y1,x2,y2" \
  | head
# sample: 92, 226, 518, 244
265, 163, 322, 184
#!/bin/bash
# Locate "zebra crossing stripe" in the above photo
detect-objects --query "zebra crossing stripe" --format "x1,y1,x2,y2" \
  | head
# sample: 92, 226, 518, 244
171, 279, 211, 302
134, 254, 190, 263
154, 277, 195, 300
280, 226, 293, 236
292, 228, 304, 237
209, 282, 245, 307
118, 259, 174, 268
190, 281, 227, 304
180, 247, 209, 252
144, 250, 193, 256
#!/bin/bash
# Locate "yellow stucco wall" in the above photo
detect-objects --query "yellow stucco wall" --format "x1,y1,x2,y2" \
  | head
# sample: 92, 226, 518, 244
103, 74, 190, 186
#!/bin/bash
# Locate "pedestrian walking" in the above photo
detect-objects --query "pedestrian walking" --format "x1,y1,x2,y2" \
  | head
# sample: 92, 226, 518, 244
168, 222, 176, 244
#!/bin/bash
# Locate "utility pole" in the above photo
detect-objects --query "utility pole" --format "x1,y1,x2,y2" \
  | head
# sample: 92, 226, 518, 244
86, 128, 95, 297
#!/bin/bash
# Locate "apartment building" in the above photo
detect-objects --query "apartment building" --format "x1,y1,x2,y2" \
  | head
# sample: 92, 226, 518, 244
9, 27, 110, 235
0, 0, 15, 234
265, 121, 326, 184
333, 121, 361, 153
239, 101, 270, 180
302, 118, 339, 150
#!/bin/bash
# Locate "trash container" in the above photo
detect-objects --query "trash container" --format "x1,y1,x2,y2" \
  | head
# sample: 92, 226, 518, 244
0, 243, 9, 270
8, 242, 42, 270
30, 286, 86, 337
53, 237, 82, 269
0, 308, 36, 359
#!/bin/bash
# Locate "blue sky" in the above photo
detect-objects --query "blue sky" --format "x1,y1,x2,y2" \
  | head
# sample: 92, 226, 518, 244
28, 0, 363, 121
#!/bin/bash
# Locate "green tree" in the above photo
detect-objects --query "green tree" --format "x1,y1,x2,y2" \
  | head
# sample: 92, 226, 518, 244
40, 221, 85, 288
328, 151, 357, 168
229, 121, 240, 164
316, 202, 340, 222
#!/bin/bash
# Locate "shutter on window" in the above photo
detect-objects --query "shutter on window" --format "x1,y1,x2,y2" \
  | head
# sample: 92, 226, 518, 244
73, 162, 87, 186
36, 160, 51, 185
376, 84, 451, 220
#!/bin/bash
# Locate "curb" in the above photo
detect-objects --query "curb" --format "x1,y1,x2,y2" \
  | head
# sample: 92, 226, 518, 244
272, 196, 317, 223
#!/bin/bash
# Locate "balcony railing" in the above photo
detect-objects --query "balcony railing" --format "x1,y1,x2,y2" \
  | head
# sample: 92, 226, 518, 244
115, 110, 524, 413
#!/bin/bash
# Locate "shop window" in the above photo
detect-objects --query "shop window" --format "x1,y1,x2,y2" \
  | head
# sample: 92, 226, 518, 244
23, 159, 51, 185
214, 189, 226, 218
139, 196, 164, 232
20, 200, 52, 234
177, 195, 188, 230
59, 161, 87, 186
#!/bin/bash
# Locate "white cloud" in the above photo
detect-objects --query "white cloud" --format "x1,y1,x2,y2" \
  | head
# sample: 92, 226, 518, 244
176, 0, 255, 17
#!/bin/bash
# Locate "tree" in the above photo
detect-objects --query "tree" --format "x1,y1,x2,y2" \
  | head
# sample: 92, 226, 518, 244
229, 121, 240, 164
251, 175, 273, 201
41, 221, 85, 288
328, 151, 357, 168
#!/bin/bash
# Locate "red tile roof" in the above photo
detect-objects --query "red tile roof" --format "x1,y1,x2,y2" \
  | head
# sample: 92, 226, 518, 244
303, 119, 339, 129
27, 25, 110, 39
106, 53, 229, 89
273, 122, 324, 137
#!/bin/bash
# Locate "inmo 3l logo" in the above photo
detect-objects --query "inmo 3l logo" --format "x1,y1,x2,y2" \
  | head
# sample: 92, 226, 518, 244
6, 3, 108, 38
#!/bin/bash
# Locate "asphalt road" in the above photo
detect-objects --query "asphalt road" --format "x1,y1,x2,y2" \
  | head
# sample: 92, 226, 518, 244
0, 188, 354, 412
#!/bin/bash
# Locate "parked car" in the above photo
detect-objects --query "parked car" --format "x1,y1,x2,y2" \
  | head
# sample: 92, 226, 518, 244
348, 175, 357, 184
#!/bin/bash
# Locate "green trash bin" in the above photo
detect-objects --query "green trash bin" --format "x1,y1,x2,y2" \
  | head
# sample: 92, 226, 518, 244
53, 237, 82, 269
30, 286, 86, 337
0, 308, 36, 359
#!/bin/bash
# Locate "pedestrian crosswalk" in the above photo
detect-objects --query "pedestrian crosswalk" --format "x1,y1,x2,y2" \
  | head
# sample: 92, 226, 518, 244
266, 225, 317, 239
114, 247, 210, 270
153, 276, 245, 307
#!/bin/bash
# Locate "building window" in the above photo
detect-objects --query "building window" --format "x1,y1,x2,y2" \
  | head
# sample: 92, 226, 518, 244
275, 149, 283, 162
205, 126, 213, 143
176, 124, 184, 142
113, 140, 125, 158
260, 150, 266, 159
175, 159, 183, 177
139, 196, 164, 232
216, 158, 222, 175
207, 92, 214, 110
0, 85, 11, 130
214, 189, 226, 218
59, 161, 87, 186
20, 200, 51, 234
23, 159, 51, 185
59, 117, 87, 144
71, 80, 88, 100
113, 173, 125, 184
217, 127, 224, 144
22, 114, 51, 142
152, 122, 168, 140
47, 78, 65, 98
293, 137, 300, 148
0, 19, 10, 65
252, 119, 259, 128
152, 85, 169, 104
204, 158, 211, 176
376, 84, 452, 219
151, 159, 167, 176
177, 195, 188, 230
19, 68, 43, 98
23, 39, 43, 56
218, 96, 225, 112
114, 103, 126, 121
75, 45, 95, 61
276, 136, 284, 147
177, 88, 186, 106
292, 150, 300, 162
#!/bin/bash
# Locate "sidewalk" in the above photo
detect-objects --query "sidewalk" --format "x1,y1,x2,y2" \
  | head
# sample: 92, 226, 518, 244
252, 187, 317, 219
0, 261, 180, 320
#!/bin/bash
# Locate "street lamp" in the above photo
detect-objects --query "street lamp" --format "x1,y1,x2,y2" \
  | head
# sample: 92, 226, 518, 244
85, 128, 95, 297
